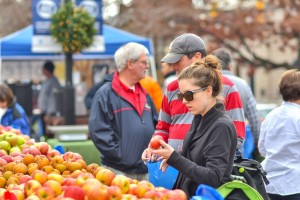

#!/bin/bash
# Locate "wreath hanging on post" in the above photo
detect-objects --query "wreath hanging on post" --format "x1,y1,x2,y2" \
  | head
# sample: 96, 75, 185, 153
50, 0, 96, 86
50, 0, 96, 54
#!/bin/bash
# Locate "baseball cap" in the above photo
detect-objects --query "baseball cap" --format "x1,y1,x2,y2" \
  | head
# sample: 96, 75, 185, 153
161, 33, 206, 64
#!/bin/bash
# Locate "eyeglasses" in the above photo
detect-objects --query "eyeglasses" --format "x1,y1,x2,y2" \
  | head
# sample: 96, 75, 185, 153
133, 59, 149, 66
177, 87, 207, 102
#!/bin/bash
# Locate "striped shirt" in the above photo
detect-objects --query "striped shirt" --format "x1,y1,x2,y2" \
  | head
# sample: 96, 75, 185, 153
153, 76, 245, 151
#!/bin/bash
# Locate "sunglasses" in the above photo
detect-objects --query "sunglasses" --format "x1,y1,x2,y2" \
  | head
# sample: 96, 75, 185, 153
177, 87, 207, 102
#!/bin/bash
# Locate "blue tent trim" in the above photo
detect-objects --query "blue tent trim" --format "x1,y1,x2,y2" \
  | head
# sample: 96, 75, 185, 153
0, 24, 154, 60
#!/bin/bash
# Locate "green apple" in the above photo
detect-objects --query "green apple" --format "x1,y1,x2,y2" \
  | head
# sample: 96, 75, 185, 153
9, 146, 21, 154
0, 140, 11, 152
5, 133, 19, 146
0, 132, 8, 140
17, 136, 26, 146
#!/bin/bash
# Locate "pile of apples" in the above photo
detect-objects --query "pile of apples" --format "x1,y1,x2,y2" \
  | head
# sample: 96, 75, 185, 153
0, 126, 187, 200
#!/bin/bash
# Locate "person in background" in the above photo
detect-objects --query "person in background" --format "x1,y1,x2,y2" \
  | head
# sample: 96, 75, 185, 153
148, 56, 237, 199
140, 75, 163, 112
212, 48, 260, 142
89, 42, 158, 181
36, 61, 62, 135
258, 69, 300, 200
142, 33, 245, 160
161, 62, 177, 90
0, 84, 30, 135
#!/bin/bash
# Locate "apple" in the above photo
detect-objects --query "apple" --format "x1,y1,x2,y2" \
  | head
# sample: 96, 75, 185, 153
111, 175, 131, 194
121, 194, 138, 200
37, 157, 50, 169
135, 180, 154, 198
0, 176, 6, 188
0, 157, 8, 167
3, 161, 17, 172
13, 162, 28, 174
43, 179, 63, 197
86, 163, 100, 174
31, 170, 48, 184
25, 194, 40, 200
46, 149, 61, 161
67, 161, 82, 172
81, 179, 101, 195
8, 189, 25, 200
47, 173, 65, 185
107, 185, 123, 200
0, 140, 11, 152
5, 133, 19, 146
63, 152, 83, 162
35, 142, 50, 155
163, 189, 187, 200
75, 173, 94, 186
42, 165, 55, 174
128, 184, 137, 195
36, 186, 56, 200
62, 178, 77, 186
19, 174, 33, 184
22, 146, 41, 156
6, 176, 19, 186
144, 189, 162, 199
0, 149, 8, 156
87, 184, 109, 200
149, 136, 164, 149
63, 185, 85, 200
17, 136, 26, 146
96, 168, 116, 186
23, 154, 35, 165
25, 180, 42, 196
27, 163, 39, 175
3, 171, 14, 180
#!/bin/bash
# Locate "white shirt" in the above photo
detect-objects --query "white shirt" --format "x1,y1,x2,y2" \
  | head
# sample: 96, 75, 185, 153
258, 101, 300, 195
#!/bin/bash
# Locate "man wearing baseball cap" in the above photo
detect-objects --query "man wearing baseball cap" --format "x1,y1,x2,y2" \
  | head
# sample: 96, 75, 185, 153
143, 33, 245, 156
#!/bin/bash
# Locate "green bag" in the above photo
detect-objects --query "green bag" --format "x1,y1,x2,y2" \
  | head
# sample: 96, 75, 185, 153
217, 180, 264, 200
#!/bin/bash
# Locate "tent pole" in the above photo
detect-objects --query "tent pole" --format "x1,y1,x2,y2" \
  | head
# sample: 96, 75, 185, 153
149, 56, 157, 81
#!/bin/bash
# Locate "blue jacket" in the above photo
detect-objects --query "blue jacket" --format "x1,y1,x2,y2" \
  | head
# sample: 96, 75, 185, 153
1, 103, 30, 135
89, 72, 158, 173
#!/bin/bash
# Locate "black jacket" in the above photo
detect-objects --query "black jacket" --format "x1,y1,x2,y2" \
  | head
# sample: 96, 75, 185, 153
84, 73, 113, 110
89, 72, 158, 173
167, 103, 237, 199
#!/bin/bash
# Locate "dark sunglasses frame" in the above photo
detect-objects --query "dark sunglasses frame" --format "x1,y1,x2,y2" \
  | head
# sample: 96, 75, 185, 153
177, 87, 207, 102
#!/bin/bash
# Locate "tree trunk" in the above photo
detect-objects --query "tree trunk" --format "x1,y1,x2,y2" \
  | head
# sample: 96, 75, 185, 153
65, 52, 73, 86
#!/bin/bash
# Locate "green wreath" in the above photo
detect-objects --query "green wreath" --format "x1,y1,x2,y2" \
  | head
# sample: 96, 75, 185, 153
50, 1, 96, 53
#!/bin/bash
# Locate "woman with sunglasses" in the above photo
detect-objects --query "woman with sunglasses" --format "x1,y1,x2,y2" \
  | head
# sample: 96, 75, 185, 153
149, 55, 237, 199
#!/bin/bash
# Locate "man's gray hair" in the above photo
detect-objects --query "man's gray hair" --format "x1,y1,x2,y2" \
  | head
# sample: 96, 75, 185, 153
114, 42, 149, 72
211, 48, 232, 70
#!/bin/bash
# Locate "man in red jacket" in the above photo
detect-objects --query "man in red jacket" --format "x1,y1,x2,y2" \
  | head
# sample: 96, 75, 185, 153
143, 33, 245, 159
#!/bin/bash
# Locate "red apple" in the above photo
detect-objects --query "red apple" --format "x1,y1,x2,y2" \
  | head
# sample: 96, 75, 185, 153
0, 149, 8, 156
75, 173, 94, 186
0, 157, 8, 167
163, 189, 187, 200
46, 150, 61, 161
64, 185, 85, 200
144, 189, 163, 199
149, 136, 163, 149
19, 174, 33, 184
87, 184, 109, 200
62, 178, 77, 186
36, 142, 50, 155
107, 185, 123, 200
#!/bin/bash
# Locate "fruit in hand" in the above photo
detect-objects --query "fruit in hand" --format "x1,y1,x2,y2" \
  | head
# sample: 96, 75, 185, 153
149, 136, 163, 149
